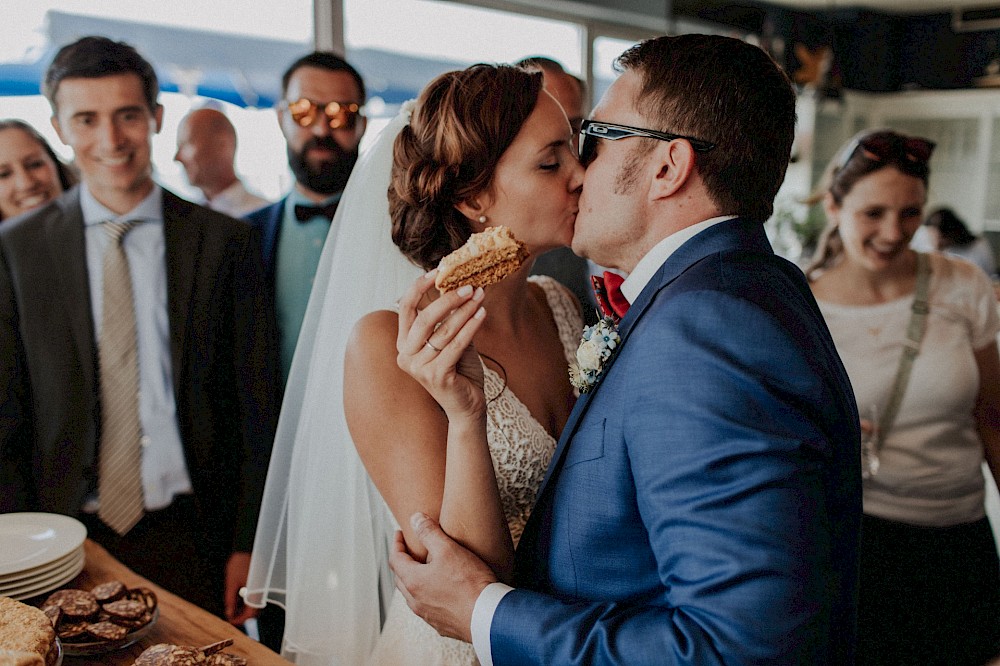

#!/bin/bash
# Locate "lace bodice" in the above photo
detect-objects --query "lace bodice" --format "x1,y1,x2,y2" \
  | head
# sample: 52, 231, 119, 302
484, 276, 581, 547
368, 276, 583, 666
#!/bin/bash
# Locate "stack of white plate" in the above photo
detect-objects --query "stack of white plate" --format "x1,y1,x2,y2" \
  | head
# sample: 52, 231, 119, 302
0, 513, 86, 601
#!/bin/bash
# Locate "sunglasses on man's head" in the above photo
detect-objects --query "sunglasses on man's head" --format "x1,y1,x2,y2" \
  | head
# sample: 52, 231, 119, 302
281, 98, 363, 130
836, 133, 935, 172
578, 120, 716, 167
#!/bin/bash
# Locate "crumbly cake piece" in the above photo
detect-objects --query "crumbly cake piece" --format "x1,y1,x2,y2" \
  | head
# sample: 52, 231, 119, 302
435, 226, 529, 292
0, 651, 43, 666
0, 598, 55, 662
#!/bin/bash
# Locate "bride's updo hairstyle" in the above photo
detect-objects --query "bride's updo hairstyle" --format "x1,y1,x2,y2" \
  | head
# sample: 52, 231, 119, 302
389, 64, 543, 270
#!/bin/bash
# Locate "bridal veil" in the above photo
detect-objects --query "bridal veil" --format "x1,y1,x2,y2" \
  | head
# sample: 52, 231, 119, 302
245, 102, 423, 666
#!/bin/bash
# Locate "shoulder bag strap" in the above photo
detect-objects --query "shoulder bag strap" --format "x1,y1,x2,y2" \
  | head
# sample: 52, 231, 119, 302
874, 251, 931, 449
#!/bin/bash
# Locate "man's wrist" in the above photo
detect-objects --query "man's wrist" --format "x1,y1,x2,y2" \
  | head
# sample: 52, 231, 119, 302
471, 582, 514, 666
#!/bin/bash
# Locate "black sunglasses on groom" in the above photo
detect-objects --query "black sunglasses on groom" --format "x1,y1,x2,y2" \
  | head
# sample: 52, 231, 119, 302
578, 119, 716, 166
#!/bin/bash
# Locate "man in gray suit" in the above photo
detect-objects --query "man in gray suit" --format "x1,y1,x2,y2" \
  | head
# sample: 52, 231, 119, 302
0, 36, 279, 625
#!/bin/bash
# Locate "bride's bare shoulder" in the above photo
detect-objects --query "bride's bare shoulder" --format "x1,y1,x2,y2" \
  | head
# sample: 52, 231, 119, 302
345, 310, 402, 379
348, 309, 399, 350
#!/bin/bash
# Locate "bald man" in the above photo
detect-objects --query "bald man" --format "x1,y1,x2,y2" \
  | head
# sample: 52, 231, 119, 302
518, 56, 599, 325
175, 108, 269, 217
517, 56, 585, 136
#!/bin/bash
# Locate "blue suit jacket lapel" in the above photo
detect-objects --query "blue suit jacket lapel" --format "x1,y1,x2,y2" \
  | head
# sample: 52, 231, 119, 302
533, 218, 771, 499
263, 199, 284, 274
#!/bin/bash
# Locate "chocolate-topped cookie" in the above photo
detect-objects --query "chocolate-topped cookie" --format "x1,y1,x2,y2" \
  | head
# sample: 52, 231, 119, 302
109, 611, 153, 630
101, 599, 146, 620
55, 621, 88, 641
85, 621, 129, 642
47, 590, 98, 619
91, 581, 127, 604
126, 588, 158, 612
161, 646, 205, 666
204, 654, 246, 666
39, 606, 60, 629
134, 644, 179, 666
198, 641, 233, 657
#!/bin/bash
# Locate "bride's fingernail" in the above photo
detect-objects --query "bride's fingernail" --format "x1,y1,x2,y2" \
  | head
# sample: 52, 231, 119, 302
457, 285, 473, 297
473, 287, 484, 300
474, 306, 486, 319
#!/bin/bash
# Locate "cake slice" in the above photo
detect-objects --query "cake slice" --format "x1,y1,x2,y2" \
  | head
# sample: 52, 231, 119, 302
0, 598, 55, 666
435, 226, 529, 292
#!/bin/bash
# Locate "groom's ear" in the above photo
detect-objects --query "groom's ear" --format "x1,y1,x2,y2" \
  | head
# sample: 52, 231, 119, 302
649, 139, 696, 201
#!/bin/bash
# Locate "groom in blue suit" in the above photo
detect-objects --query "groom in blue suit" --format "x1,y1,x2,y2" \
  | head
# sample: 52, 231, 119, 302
391, 34, 861, 665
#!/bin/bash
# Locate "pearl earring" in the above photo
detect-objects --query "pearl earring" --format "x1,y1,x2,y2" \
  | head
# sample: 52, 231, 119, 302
478, 215, 487, 224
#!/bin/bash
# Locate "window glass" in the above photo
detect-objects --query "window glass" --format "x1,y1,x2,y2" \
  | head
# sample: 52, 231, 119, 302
344, 0, 583, 139
0, 0, 311, 201
592, 36, 638, 105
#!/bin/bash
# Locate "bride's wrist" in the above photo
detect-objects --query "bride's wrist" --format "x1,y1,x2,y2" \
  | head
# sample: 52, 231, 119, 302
447, 412, 488, 437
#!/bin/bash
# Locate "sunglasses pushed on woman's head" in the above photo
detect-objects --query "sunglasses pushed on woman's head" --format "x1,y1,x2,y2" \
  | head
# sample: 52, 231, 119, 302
835, 130, 935, 173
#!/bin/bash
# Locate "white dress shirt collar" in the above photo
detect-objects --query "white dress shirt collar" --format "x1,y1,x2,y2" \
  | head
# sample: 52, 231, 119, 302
80, 183, 163, 226
620, 215, 736, 304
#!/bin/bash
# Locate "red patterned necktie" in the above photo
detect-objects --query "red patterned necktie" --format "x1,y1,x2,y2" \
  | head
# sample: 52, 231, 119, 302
591, 271, 629, 322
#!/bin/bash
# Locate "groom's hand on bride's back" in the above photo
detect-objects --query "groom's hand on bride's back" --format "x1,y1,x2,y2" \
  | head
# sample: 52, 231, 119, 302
390, 512, 498, 643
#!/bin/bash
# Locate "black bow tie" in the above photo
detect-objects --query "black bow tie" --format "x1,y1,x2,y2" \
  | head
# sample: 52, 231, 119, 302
294, 201, 339, 222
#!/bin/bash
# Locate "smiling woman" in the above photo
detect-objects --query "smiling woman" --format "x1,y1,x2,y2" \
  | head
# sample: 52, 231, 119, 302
0, 119, 74, 222
807, 128, 1000, 665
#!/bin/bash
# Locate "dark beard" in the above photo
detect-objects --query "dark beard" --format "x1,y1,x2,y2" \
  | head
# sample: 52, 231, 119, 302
287, 136, 359, 195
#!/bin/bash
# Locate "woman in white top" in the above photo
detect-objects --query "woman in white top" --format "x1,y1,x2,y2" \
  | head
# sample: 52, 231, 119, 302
806, 129, 1000, 665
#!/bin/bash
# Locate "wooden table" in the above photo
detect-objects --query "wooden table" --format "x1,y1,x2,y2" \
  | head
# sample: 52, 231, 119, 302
56, 540, 292, 666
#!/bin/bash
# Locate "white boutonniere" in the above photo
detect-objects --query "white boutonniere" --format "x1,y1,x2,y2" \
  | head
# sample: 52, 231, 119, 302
569, 317, 621, 393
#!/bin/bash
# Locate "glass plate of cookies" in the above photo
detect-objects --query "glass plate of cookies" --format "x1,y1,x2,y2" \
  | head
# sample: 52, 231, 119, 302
49, 636, 63, 666
40, 581, 159, 656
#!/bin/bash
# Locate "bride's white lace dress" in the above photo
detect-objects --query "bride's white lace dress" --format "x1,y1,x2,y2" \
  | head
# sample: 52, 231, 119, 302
366, 276, 583, 666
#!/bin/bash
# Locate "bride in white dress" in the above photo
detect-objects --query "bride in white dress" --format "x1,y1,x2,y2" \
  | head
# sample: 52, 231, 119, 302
245, 63, 584, 666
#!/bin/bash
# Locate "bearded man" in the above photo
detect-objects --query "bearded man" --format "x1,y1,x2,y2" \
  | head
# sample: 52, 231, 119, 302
245, 52, 367, 380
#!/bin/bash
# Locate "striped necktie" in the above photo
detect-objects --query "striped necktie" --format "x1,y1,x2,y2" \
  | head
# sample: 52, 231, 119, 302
97, 220, 145, 535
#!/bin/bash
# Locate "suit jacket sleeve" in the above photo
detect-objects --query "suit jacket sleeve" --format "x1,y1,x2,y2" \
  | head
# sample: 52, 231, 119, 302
231, 225, 280, 552
0, 242, 35, 511
492, 284, 856, 665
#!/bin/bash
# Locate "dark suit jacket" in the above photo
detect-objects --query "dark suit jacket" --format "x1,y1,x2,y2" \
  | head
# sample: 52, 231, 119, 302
494, 219, 862, 665
0, 186, 279, 553
530, 247, 599, 326
243, 197, 285, 286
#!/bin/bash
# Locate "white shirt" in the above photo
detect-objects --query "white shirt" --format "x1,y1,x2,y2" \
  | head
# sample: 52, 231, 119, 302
81, 184, 193, 511
471, 215, 734, 665
205, 179, 269, 218
816, 252, 1000, 526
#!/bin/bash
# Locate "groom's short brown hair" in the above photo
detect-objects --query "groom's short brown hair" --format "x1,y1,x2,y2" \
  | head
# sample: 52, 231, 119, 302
616, 34, 796, 222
